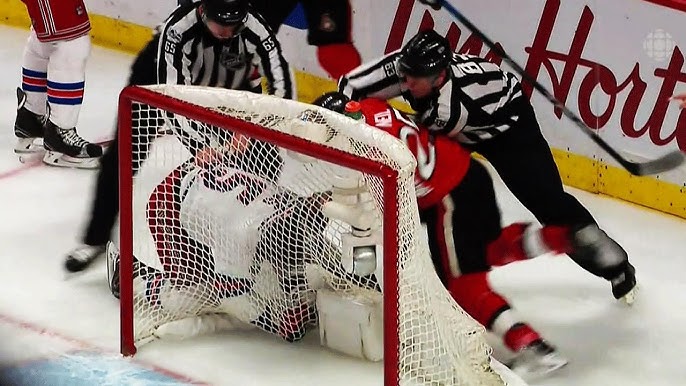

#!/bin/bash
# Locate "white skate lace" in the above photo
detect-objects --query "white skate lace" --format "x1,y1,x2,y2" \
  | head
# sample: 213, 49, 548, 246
61, 128, 90, 148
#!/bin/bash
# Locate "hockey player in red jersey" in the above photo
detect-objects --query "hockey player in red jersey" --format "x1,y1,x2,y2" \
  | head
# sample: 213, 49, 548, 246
14, 0, 102, 168
314, 92, 575, 379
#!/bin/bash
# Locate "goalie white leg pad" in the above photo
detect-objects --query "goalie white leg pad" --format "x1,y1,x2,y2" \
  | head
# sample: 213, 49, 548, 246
159, 282, 216, 317
316, 289, 383, 361
154, 313, 255, 340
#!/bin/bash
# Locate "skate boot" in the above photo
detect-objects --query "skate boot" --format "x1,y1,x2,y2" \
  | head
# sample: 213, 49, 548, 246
13, 88, 45, 161
571, 224, 638, 305
509, 339, 568, 381
106, 241, 121, 299
43, 120, 103, 169
611, 262, 637, 305
64, 244, 106, 273
107, 241, 159, 301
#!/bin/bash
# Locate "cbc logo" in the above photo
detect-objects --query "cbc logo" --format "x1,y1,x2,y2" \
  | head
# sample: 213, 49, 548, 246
642, 29, 676, 62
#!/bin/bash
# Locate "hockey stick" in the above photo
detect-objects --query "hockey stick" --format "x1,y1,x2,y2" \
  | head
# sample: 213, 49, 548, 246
437, 0, 684, 176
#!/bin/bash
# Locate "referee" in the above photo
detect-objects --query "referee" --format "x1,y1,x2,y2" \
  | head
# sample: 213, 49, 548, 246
339, 29, 637, 302
64, 0, 296, 272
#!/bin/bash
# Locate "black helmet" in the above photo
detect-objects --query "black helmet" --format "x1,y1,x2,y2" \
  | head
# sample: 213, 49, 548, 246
313, 92, 350, 114
398, 30, 452, 77
202, 0, 249, 26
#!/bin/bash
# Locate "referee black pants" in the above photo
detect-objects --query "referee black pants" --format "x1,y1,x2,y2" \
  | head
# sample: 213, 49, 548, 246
82, 41, 159, 246
466, 98, 628, 279
467, 99, 596, 228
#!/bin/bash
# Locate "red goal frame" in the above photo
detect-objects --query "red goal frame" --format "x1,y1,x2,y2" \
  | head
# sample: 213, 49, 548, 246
117, 85, 402, 385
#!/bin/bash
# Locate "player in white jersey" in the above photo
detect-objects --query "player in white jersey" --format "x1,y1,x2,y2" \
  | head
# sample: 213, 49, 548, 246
107, 136, 331, 342
104, 103, 387, 343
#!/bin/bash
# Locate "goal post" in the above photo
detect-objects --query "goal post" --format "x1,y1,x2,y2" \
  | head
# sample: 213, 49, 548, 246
116, 84, 506, 386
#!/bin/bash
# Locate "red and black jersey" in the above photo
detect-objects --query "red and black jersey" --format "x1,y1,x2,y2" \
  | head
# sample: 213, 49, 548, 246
358, 98, 471, 209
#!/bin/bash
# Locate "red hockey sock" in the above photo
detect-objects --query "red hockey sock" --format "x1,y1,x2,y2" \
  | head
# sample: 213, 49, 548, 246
317, 43, 362, 80
504, 323, 542, 352
448, 272, 544, 352
539, 225, 573, 254
486, 223, 530, 267
487, 223, 573, 267
448, 272, 510, 329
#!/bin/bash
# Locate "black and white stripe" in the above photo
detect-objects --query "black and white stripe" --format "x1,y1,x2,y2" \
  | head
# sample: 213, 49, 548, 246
155, 4, 295, 99
338, 50, 404, 101
338, 52, 522, 144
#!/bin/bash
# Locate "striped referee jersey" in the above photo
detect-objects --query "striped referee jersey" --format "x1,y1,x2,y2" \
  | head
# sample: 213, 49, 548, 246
154, 3, 295, 99
338, 51, 523, 144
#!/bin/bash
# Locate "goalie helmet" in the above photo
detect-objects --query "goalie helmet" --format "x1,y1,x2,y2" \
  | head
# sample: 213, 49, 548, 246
398, 30, 452, 77
202, 0, 249, 26
313, 92, 350, 114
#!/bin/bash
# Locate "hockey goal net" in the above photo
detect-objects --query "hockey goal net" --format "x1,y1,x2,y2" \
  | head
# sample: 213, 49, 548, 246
117, 85, 504, 386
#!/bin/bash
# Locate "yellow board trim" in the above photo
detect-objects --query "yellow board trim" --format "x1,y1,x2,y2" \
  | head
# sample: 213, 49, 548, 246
3, 0, 685, 219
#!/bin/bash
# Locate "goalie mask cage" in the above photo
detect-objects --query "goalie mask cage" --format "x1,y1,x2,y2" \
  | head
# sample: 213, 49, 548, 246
117, 85, 504, 386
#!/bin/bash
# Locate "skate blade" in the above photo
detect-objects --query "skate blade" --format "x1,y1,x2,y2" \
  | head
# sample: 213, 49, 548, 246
15, 150, 45, 164
620, 284, 638, 306
14, 138, 45, 163
512, 355, 568, 381
43, 151, 100, 170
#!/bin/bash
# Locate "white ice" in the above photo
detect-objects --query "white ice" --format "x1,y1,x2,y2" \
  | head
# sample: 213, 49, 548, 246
0, 24, 684, 386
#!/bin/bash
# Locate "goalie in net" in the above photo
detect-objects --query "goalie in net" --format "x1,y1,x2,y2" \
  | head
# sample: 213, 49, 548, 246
109, 105, 383, 346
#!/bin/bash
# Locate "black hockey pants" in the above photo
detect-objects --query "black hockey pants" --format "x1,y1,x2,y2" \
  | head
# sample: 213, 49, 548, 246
465, 98, 628, 280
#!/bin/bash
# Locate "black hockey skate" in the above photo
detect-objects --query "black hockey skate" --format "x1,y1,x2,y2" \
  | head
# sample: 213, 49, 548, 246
508, 339, 568, 381
14, 87, 46, 161
570, 224, 638, 305
611, 262, 637, 305
43, 120, 103, 169
106, 241, 158, 300
64, 244, 106, 273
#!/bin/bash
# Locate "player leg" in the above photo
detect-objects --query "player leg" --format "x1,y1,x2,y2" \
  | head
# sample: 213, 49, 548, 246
64, 133, 118, 272
65, 40, 163, 273
14, 29, 50, 160
301, 0, 361, 79
471, 98, 636, 303
420, 158, 568, 379
42, 34, 103, 168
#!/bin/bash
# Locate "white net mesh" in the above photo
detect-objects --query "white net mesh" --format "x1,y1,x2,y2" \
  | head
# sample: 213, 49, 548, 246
119, 85, 504, 385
